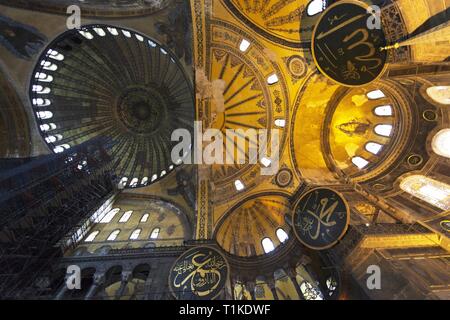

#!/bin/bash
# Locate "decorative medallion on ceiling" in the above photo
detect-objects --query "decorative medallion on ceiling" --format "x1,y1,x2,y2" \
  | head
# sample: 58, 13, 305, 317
169, 246, 229, 300
311, 1, 388, 87
30, 25, 194, 188
292, 187, 349, 250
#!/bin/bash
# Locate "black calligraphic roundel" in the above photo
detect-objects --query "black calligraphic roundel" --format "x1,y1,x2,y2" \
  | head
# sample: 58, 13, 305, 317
169, 246, 229, 300
311, 0, 388, 87
293, 188, 349, 250
440, 220, 450, 232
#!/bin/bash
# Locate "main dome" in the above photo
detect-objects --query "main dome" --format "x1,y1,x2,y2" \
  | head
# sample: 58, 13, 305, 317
30, 25, 194, 188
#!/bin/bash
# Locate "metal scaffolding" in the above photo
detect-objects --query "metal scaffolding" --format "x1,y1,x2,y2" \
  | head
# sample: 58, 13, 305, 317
0, 139, 117, 298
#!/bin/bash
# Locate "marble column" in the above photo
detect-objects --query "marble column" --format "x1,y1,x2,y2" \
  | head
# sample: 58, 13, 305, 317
55, 281, 68, 300
84, 273, 105, 300
115, 271, 132, 299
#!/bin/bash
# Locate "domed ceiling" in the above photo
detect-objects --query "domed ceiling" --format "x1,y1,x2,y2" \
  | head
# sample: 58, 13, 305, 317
206, 21, 289, 204
30, 25, 194, 188
215, 194, 291, 257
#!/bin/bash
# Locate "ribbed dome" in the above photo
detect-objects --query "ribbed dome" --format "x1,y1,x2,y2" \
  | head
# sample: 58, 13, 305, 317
30, 25, 194, 188
215, 194, 291, 257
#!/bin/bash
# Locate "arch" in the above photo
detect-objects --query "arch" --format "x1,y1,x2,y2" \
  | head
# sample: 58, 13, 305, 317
132, 264, 151, 281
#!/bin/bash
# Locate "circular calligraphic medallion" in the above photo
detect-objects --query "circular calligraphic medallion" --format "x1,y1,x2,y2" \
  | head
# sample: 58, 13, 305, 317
440, 220, 450, 233
311, 0, 388, 87
169, 246, 229, 300
293, 188, 350, 250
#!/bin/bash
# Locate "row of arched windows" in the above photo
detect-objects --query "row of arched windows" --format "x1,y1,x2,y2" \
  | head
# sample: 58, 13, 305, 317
84, 227, 160, 242
351, 90, 393, 170
352, 88, 450, 170
261, 228, 289, 254
96, 208, 151, 224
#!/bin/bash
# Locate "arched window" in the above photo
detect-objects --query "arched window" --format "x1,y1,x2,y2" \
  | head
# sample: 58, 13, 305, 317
85, 230, 99, 242
140, 213, 149, 223
79, 30, 94, 39
130, 178, 139, 187
261, 238, 275, 253
374, 124, 392, 137
326, 277, 338, 297
432, 129, 450, 158
239, 39, 251, 52
40, 123, 56, 132
107, 229, 120, 241
150, 228, 160, 239
93, 27, 106, 37
367, 89, 385, 100
234, 180, 245, 191
426, 86, 450, 105
33, 98, 51, 106
118, 177, 128, 189
45, 134, 62, 143
374, 105, 393, 116
119, 210, 133, 223
32, 85, 51, 94
37, 111, 53, 119
352, 156, 369, 169
100, 208, 120, 223
307, 0, 327, 16
47, 49, 64, 61
40, 60, 58, 71
267, 74, 279, 85
365, 142, 383, 155
274, 119, 286, 128
107, 27, 119, 36
276, 228, 289, 243
400, 175, 450, 210
35, 72, 53, 82
300, 281, 324, 300
122, 30, 131, 38
129, 229, 141, 240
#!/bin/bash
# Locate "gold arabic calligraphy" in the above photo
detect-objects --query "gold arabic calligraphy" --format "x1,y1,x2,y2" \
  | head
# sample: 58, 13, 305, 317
172, 251, 226, 297
313, 3, 386, 85
301, 197, 338, 240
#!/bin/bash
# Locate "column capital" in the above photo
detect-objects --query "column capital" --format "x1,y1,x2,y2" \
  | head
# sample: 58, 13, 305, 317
92, 272, 105, 285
